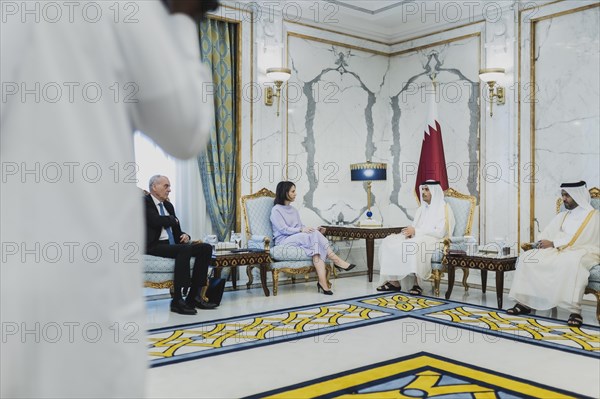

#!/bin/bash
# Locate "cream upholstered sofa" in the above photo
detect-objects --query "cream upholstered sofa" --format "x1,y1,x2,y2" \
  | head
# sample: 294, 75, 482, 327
241, 188, 332, 296
430, 188, 477, 296
143, 255, 195, 293
521, 187, 600, 321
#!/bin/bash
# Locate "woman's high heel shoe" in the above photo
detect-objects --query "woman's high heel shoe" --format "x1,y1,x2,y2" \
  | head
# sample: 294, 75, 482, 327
335, 263, 356, 272
317, 282, 333, 295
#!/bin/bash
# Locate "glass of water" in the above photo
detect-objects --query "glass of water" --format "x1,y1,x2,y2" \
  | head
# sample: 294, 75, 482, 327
204, 235, 218, 255
230, 232, 242, 249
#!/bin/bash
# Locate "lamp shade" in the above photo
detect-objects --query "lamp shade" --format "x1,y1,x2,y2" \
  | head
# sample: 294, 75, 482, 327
479, 68, 505, 83
350, 162, 387, 181
266, 67, 291, 82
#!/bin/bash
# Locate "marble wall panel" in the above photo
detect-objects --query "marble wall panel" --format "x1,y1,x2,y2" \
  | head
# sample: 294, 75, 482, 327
386, 35, 481, 227
532, 6, 600, 235
287, 34, 390, 226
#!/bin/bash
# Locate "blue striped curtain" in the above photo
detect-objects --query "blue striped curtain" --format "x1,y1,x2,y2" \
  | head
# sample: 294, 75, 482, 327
198, 19, 237, 240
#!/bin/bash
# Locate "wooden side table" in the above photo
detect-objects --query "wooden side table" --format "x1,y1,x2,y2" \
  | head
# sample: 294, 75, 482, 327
323, 225, 404, 282
212, 250, 271, 296
443, 254, 517, 308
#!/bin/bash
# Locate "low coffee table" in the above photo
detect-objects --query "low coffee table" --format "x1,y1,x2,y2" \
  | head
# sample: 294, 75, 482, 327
323, 225, 404, 282
443, 253, 517, 308
212, 250, 271, 296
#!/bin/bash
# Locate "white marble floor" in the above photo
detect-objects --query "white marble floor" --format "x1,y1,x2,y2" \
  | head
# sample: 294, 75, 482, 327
145, 275, 600, 398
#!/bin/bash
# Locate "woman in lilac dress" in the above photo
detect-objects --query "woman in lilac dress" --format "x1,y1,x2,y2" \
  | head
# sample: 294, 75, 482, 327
270, 181, 356, 295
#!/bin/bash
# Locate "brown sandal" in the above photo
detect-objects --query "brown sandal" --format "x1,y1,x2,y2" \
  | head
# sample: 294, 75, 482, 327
506, 303, 531, 315
408, 285, 422, 295
567, 313, 583, 327
376, 281, 401, 292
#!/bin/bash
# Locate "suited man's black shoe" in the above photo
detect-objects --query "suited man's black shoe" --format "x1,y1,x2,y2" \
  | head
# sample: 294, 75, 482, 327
170, 299, 197, 315
187, 296, 218, 310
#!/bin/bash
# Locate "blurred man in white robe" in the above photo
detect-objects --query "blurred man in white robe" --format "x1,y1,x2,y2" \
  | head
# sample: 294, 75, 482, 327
507, 181, 599, 327
377, 180, 455, 295
1, 1, 218, 397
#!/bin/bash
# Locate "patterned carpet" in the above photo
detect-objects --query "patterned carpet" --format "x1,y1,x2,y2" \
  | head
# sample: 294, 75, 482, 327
243, 352, 587, 399
148, 292, 599, 367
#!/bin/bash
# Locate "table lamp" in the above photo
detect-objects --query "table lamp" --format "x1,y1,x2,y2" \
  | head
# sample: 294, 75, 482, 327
350, 161, 387, 226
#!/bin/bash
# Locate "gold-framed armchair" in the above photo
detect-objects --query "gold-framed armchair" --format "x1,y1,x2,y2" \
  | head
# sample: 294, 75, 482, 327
521, 187, 600, 321
241, 188, 332, 296
430, 188, 477, 296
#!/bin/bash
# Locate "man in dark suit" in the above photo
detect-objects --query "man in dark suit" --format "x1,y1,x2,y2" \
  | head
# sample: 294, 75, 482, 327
145, 175, 218, 315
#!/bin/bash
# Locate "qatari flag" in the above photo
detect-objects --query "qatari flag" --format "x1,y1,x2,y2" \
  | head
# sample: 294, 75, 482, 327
415, 83, 449, 197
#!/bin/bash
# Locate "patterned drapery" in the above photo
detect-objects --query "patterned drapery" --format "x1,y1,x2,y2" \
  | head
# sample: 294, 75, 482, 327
198, 19, 237, 240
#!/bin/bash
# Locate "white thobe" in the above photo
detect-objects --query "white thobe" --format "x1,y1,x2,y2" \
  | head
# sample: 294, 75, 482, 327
379, 204, 454, 281
1, 2, 213, 397
509, 208, 600, 312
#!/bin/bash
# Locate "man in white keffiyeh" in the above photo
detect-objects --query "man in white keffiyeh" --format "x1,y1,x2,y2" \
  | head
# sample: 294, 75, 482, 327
507, 181, 599, 327
377, 180, 455, 295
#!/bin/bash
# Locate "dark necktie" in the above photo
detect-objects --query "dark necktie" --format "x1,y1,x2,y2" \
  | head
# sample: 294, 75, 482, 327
158, 203, 176, 245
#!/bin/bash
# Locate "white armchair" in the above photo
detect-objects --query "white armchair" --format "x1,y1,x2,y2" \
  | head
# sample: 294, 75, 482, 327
521, 187, 600, 321
430, 188, 477, 296
241, 188, 332, 296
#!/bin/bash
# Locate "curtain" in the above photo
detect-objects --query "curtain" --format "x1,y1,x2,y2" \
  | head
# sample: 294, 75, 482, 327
198, 19, 237, 241
176, 158, 213, 240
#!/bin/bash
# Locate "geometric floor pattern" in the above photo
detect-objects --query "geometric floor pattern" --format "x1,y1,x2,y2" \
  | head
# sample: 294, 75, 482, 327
148, 303, 393, 367
425, 306, 600, 353
242, 352, 589, 398
148, 293, 600, 368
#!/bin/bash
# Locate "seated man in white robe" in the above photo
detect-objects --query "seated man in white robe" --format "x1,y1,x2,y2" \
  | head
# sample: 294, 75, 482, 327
507, 181, 599, 327
377, 180, 455, 295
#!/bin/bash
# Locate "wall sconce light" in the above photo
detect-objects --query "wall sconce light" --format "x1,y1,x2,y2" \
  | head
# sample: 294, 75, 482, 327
479, 68, 505, 117
350, 161, 387, 227
265, 67, 291, 116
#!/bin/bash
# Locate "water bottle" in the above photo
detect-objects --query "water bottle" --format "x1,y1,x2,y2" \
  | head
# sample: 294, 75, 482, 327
493, 237, 505, 257
464, 236, 477, 256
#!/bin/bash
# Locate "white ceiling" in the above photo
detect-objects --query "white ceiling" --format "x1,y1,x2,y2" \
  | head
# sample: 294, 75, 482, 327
308, 0, 490, 43
275, 0, 545, 44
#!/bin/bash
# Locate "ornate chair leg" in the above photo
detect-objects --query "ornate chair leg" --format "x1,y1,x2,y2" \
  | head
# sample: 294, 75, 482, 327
169, 285, 175, 298
200, 284, 209, 302
246, 265, 254, 289
586, 288, 600, 322
325, 264, 332, 289
596, 292, 600, 322
461, 267, 470, 291
431, 269, 441, 297
272, 270, 279, 296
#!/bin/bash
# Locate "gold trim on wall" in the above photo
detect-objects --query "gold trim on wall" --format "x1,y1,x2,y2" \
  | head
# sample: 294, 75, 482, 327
533, 1, 598, 22
285, 32, 289, 180
285, 16, 485, 49
529, 16, 536, 243
284, 19, 389, 46
526, 1, 600, 241
236, 18, 243, 232
286, 31, 390, 56
517, 6, 523, 249
390, 32, 480, 57
390, 20, 484, 47
249, 12, 254, 196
